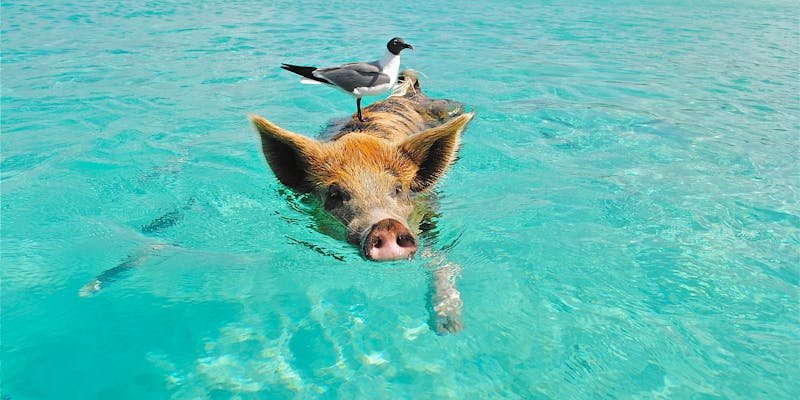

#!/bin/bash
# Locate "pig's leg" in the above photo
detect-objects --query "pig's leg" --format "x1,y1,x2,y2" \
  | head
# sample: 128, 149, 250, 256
428, 260, 464, 334
78, 243, 173, 297
80, 199, 195, 297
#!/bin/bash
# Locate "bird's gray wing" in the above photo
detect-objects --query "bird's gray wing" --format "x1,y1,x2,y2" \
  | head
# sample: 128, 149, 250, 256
314, 62, 390, 93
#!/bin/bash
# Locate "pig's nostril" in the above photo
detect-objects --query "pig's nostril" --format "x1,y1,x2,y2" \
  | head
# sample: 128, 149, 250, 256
372, 237, 383, 248
396, 234, 415, 248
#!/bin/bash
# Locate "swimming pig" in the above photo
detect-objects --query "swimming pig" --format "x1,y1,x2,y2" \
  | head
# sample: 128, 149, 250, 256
250, 73, 472, 261
251, 71, 473, 332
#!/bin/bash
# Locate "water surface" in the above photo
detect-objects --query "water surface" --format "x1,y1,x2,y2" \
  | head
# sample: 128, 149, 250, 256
2, 1, 799, 399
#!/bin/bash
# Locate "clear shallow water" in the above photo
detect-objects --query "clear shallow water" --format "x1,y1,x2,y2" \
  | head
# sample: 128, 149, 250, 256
2, 0, 799, 398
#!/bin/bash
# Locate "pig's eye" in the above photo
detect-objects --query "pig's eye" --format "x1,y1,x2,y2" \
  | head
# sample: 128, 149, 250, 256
392, 183, 404, 197
324, 185, 348, 210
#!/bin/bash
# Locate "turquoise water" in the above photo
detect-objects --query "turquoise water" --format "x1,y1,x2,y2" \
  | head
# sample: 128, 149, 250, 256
2, 0, 799, 398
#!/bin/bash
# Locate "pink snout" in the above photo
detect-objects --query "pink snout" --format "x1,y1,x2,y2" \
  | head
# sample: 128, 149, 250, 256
362, 219, 417, 261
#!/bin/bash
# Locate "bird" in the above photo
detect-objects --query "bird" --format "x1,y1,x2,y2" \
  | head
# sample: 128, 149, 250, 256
281, 37, 414, 122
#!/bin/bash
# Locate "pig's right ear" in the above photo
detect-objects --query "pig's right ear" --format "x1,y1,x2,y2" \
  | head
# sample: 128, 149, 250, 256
249, 115, 321, 192
400, 112, 474, 192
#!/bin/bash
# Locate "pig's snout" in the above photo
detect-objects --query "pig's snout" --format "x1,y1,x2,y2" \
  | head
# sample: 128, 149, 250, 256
362, 218, 417, 261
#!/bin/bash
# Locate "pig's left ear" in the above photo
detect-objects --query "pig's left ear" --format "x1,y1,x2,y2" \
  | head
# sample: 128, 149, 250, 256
400, 112, 474, 192
249, 114, 322, 192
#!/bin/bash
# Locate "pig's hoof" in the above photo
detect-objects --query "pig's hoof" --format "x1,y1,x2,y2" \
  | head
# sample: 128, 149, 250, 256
432, 292, 463, 334
434, 307, 463, 334
78, 279, 102, 298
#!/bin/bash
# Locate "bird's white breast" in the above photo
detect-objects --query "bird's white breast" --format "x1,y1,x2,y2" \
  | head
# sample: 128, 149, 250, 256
379, 52, 402, 87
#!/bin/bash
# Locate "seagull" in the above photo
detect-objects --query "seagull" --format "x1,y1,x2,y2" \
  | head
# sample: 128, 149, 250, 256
281, 37, 414, 122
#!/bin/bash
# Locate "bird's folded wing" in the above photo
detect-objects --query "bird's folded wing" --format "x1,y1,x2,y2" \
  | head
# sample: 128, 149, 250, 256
314, 62, 390, 93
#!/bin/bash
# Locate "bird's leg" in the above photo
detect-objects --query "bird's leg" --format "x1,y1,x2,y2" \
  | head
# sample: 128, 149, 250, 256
356, 98, 365, 122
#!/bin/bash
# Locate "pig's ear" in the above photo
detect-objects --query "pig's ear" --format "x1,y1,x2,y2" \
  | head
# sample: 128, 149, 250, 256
400, 112, 474, 192
250, 115, 322, 192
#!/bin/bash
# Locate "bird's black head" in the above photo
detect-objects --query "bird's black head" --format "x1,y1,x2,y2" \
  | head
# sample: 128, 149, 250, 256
387, 37, 413, 55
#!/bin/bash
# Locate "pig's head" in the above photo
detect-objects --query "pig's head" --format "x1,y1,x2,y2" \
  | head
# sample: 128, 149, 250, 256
250, 113, 473, 261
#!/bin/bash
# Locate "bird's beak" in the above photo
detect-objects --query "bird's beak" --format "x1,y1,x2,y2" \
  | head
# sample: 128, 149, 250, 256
404, 43, 414, 50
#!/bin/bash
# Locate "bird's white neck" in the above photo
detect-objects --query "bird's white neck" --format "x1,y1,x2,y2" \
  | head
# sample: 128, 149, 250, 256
378, 49, 401, 85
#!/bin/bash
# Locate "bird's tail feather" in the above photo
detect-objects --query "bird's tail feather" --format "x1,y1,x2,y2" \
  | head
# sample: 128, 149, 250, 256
281, 64, 330, 84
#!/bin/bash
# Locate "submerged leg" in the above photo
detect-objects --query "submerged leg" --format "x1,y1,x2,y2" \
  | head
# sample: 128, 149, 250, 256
356, 97, 364, 122
425, 253, 463, 334
78, 243, 173, 297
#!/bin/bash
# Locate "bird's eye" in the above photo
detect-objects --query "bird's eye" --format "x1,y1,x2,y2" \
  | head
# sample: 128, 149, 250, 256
324, 185, 347, 210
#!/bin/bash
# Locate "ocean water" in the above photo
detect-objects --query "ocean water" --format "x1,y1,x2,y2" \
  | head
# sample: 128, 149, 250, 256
2, 0, 799, 398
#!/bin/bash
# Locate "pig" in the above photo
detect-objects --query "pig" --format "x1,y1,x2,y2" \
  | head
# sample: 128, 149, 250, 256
251, 71, 473, 333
